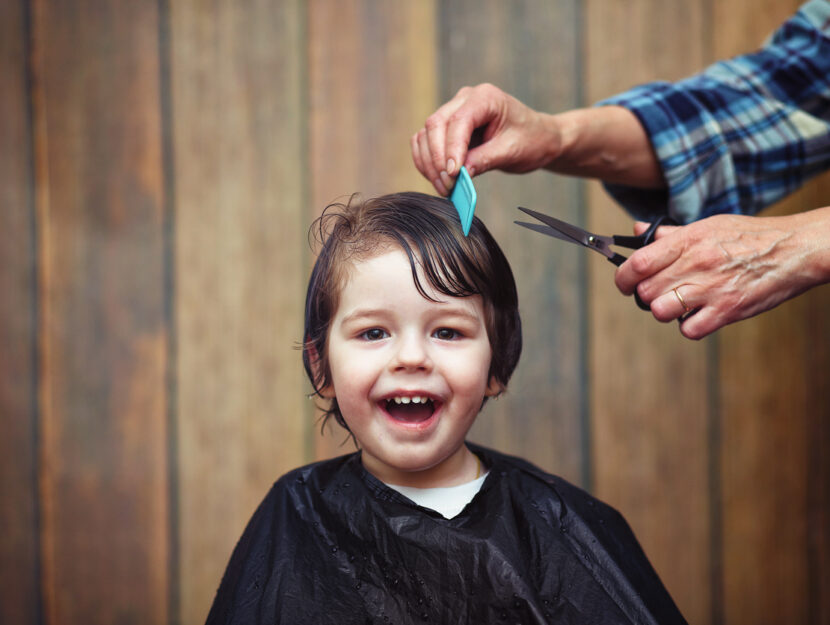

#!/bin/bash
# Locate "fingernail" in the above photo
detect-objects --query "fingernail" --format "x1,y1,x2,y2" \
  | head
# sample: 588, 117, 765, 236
466, 165, 475, 177
447, 158, 456, 175
439, 170, 453, 191
433, 178, 448, 196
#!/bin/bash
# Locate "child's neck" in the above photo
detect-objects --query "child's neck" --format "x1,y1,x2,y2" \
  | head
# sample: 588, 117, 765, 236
364, 445, 481, 489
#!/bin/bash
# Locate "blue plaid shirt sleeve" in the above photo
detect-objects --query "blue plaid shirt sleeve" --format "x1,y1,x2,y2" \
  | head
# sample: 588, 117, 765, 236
599, 0, 830, 224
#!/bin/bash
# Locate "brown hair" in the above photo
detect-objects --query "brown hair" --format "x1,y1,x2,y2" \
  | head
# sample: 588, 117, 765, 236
303, 191, 521, 433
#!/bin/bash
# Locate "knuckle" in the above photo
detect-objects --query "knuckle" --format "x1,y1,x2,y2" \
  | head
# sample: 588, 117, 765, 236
447, 109, 467, 126
628, 250, 652, 276
680, 324, 706, 340
613, 267, 633, 294
477, 82, 498, 95
680, 309, 718, 340
424, 114, 443, 132
650, 301, 674, 323
636, 278, 655, 301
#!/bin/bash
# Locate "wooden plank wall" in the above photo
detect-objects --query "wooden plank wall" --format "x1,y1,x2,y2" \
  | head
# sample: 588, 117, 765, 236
0, 1, 174, 623
1, 1, 827, 624
169, 2, 308, 620
0, 2, 39, 624
584, 2, 712, 622
711, 3, 830, 624
29, 1, 171, 623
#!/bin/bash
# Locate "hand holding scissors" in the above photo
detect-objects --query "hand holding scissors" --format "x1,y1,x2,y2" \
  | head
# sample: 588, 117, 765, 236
514, 206, 680, 313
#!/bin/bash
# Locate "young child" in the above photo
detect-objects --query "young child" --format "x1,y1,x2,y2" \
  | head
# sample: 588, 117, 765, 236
206, 192, 687, 624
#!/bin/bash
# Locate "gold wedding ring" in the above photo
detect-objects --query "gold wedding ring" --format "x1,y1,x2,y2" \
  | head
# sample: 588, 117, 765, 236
673, 287, 691, 313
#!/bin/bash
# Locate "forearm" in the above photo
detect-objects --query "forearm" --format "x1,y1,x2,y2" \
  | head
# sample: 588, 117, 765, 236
599, 2, 830, 222
544, 105, 665, 188
785, 205, 830, 288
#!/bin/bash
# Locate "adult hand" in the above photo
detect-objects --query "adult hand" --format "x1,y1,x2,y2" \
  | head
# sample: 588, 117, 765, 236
412, 83, 664, 196
411, 83, 563, 196
615, 208, 830, 339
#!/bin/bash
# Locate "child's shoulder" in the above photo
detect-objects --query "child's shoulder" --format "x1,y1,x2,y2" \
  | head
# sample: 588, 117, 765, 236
271, 451, 359, 496
236, 452, 361, 538
473, 443, 626, 522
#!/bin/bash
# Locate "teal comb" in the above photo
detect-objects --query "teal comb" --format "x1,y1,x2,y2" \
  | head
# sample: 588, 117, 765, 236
449, 166, 476, 236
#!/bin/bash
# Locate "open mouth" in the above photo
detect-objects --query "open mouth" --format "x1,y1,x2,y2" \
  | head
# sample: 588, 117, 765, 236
382, 396, 438, 424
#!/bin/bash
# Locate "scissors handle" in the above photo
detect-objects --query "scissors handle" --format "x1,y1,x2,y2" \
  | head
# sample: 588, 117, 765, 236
604, 253, 649, 309
614, 216, 675, 250
607, 253, 628, 267
610, 216, 678, 311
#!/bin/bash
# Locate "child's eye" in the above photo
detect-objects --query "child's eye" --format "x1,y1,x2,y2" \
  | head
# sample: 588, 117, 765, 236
359, 328, 389, 341
433, 327, 461, 341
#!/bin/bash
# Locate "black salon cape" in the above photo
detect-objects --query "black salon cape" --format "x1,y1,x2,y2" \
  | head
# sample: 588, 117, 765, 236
206, 444, 686, 625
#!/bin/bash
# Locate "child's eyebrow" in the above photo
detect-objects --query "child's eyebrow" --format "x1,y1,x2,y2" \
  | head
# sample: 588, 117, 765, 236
430, 307, 481, 323
339, 308, 389, 325
340, 305, 482, 325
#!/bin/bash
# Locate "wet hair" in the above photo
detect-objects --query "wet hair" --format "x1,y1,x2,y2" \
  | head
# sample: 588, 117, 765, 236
303, 191, 522, 433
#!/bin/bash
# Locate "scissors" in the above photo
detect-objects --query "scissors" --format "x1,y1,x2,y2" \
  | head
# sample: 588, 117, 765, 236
515, 206, 676, 311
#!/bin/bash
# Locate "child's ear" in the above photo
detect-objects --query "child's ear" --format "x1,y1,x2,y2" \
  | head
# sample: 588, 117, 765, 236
318, 383, 335, 399
306, 339, 335, 399
485, 377, 504, 398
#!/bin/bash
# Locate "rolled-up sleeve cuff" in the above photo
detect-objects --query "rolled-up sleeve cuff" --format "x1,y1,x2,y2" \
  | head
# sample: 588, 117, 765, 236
598, 81, 737, 224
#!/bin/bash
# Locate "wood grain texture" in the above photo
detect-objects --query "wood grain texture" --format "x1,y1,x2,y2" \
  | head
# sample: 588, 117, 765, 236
712, 2, 823, 623
804, 176, 830, 625
717, 219, 822, 625
1, 2, 825, 623
438, 0, 585, 484
719, 288, 812, 625
584, 2, 712, 622
308, 0, 438, 460
170, 1, 308, 622
31, 1, 169, 623
0, 2, 39, 624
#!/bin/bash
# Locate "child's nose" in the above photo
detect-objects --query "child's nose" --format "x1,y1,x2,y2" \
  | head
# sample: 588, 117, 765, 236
391, 333, 432, 371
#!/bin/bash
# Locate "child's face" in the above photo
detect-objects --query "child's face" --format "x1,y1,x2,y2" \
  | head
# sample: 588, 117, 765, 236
324, 246, 499, 487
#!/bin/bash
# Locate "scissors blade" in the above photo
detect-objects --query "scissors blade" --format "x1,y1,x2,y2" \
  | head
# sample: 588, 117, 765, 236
514, 221, 582, 244
516, 206, 615, 259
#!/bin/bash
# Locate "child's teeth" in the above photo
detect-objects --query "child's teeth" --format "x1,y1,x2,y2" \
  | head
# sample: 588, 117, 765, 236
390, 395, 432, 405
389, 395, 429, 405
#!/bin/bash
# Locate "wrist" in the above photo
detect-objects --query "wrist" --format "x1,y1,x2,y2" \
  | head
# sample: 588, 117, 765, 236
792, 206, 830, 284
543, 106, 664, 187
545, 108, 586, 169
